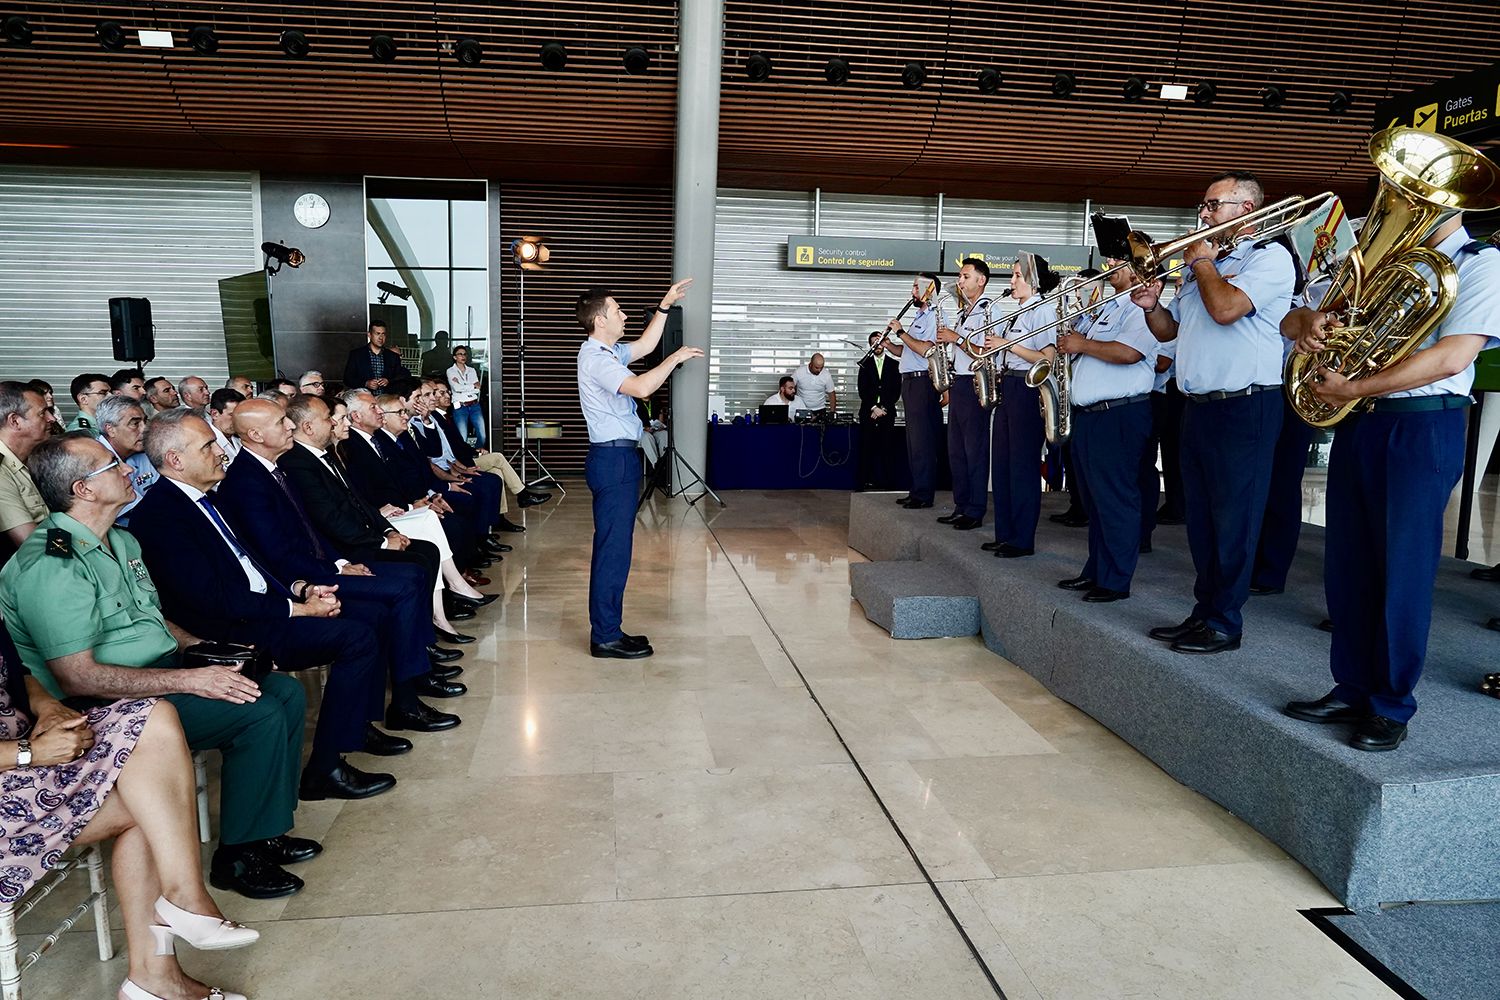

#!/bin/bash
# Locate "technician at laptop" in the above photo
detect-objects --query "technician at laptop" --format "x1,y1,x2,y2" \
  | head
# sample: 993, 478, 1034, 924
763, 376, 805, 412
790, 353, 837, 413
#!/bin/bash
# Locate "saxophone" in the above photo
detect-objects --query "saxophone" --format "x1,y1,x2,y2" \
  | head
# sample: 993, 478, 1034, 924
1027, 276, 1094, 445
923, 292, 956, 392
970, 298, 1001, 409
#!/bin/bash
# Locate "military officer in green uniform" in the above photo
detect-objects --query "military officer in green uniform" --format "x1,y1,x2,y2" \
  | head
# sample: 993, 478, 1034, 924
0, 432, 318, 899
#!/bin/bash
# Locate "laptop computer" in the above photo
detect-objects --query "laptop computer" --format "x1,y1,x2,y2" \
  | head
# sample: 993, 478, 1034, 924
759, 404, 790, 424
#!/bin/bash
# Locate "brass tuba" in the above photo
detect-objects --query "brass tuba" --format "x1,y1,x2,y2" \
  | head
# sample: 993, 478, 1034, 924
1285, 128, 1500, 427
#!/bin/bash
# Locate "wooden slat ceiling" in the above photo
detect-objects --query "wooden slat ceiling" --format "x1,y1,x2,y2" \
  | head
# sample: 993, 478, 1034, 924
0, 1, 1496, 200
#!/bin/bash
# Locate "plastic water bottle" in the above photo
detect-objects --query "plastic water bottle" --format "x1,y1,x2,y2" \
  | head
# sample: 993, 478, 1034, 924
711, 412, 719, 425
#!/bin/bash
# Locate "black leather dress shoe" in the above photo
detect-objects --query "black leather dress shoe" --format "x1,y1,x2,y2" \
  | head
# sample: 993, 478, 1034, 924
429, 662, 464, 680
951, 515, 982, 530
436, 628, 476, 644
451, 592, 498, 608
1350, 715, 1407, 752
1284, 694, 1362, 724
1054, 514, 1090, 527
361, 724, 413, 756
209, 846, 303, 899
427, 644, 463, 663
488, 541, 513, 553
1048, 509, 1085, 524
299, 759, 396, 801
894, 495, 912, 505
591, 637, 653, 659
1169, 624, 1241, 654
1083, 587, 1130, 603
936, 512, 960, 524
444, 605, 477, 621
622, 633, 650, 649
1249, 584, 1284, 596
471, 557, 494, 569
1148, 617, 1204, 642
1470, 562, 1500, 581
417, 675, 468, 698
518, 489, 551, 508
904, 500, 934, 509
495, 516, 526, 533
253, 834, 323, 865
1057, 575, 1095, 591
995, 544, 1034, 558
385, 701, 461, 732
480, 541, 509, 558
981, 541, 1004, 552
1316, 618, 1335, 633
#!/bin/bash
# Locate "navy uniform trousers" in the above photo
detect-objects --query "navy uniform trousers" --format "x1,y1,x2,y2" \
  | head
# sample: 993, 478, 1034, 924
1251, 395, 1318, 591
946, 375, 991, 520
1326, 405, 1465, 723
900, 374, 942, 503
991, 374, 1044, 549
1137, 422, 1160, 549
1179, 389, 1281, 636
1072, 399, 1153, 592
1153, 381, 1188, 519
586, 441, 642, 645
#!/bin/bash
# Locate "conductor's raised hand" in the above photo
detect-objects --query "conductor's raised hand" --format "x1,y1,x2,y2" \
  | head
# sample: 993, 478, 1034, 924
669, 346, 705, 367
660, 278, 694, 310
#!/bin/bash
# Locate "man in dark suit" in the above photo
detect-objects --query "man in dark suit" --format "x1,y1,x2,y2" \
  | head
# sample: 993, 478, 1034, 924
403, 378, 506, 538
857, 329, 903, 491
427, 381, 550, 521
214, 398, 465, 737
343, 320, 406, 393
127, 408, 396, 801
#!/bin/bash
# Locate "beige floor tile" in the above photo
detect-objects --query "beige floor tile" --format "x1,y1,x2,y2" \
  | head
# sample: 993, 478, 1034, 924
640, 634, 781, 690
695, 686, 850, 768
815, 678, 1058, 760
860, 761, 996, 882
474, 691, 716, 776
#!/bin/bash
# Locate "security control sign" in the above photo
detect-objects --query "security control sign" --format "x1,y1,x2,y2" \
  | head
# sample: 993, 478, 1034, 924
1374, 64, 1500, 143
941, 241, 1095, 277
786, 236, 940, 272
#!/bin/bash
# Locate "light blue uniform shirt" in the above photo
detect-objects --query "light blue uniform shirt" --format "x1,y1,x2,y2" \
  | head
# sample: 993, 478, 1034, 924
1168, 238, 1295, 394
948, 297, 993, 376
1069, 297, 1159, 407
1000, 297, 1059, 372
577, 337, 643, 444
897, 305, 937, 375
100, 437, 159, 524
1384, 226, 1500, 399
1153, 337, 1177, 393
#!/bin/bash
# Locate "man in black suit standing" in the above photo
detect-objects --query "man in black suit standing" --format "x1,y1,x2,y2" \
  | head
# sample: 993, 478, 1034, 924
857, 329, 902, 491
343, 320, 406, 393
127, 408, 397, 801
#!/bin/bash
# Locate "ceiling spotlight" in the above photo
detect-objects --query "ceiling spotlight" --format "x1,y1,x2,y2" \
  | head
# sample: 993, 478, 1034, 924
540, 41, 567, 71
825, 56, 850, 86
1192, 80, 1217, 105
1122, 75, 1149, 102
189, 26, 218, 55
261, 241, 305, 275
623, 45, 650, 75
901, 62, 926, 89
96, 21, 127, 52
976, 67, 1002, 94
746, 51, 772, 81
369, 34, 397, 62
511, 236, 550, 271
2, 15, 32, 45
1259, 84, 1287, 110
280, 29, 309, 58
1328, 89, 1354, 115
1051, 72, 1077, 98
454, 37, 482, 66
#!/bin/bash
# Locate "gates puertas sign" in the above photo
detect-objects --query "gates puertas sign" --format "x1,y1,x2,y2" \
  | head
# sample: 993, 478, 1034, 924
941, 241, 1096, 277
1374, 64, 1500, 143
785, 236, 941, 272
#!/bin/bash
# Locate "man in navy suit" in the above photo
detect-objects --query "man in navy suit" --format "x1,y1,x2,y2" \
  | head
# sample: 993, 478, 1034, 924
214, 398, 465, 741
127, 408, 397, 801
342, 321, 406, 393
403, 378, 507, 536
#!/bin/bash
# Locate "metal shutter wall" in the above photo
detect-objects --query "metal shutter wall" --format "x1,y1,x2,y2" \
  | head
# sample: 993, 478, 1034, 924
0, 166, 256, 415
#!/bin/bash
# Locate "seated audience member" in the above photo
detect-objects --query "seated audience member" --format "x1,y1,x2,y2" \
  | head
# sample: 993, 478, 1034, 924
207, 387, 245, 464
126, 409, 397, 802
110, 368, 148, 403
24, 379, 62, 435
95, 395, 159, 525
178, 375, 211, 411
67, 372, 113, 435
0, 382, 53, 554
428, 381, 548, 527
407, 379, 506, 543
298, 371, 327, 397
763, 375, 804, 410
0, 433, 315, 900
225, 375, 255, 398
144, 376, 180, 412
216, 397, 464, 731
0, 625, 258, 1000
791, 352, 837, 412
445, 344, 486, 447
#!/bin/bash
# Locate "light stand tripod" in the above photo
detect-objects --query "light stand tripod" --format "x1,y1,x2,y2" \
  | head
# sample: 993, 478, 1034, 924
638, 373, 724, 510
508, 264, 560, 491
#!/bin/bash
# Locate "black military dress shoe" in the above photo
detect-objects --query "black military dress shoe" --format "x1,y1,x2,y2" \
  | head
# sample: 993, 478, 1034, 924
1169, 624, 1241, 654
429, 662, 464, 680
480, 541, 509, 558
362, 724, 413, 756
517, 488, 551, 508
417, 675, 468, 699
254, 834, 324, 865
385, 701, 461, 732
427, 644, 463, 663
436, 628, 476, 644
209, 845, 304, 899
937, 512, 961, 524
1148, 617, 1204, 642
1083, 587, 1129, 603
903, 499, 934, 509
951, 515, 982, 530
1048, 509, 1085, 524
488, 541, 514, 553
1470, 562, 1500, 581
299, 758, 396, 801
495, 515, 526, 533
621, 632, 650, 649
994, 544, 1034, 558
1057, 575, 1095, 591
981, 541, 1004, 552
1283, 693, 1363, 724
1350, 715, 1407, 752
592, 637, 653, 659
1249, 584, 1284, 596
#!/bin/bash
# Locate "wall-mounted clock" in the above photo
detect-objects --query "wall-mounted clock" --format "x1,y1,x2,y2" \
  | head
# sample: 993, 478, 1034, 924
293, 192, 331, 229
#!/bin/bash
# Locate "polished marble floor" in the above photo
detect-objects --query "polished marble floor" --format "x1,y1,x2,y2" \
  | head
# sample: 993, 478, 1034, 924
25, 487, 1440, 999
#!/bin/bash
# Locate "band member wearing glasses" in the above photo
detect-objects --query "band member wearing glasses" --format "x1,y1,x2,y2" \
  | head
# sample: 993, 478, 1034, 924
1055, 263, 1158, 602
1133, 171, 1296, 655
984, 253, 1059, 558
885, 273, 943, 509
935, 259, 994, 531
1283, 209, 1499, 751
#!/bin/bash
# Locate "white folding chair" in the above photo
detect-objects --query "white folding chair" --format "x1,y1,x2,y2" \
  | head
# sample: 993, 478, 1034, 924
193, 750, 211, 844
0, 845, 114, 1000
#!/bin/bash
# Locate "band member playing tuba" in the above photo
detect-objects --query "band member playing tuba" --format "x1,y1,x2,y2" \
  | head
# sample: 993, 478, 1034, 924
935, 259, 995, 531
1055, 260, 1159, 602
885, 273, 944, 509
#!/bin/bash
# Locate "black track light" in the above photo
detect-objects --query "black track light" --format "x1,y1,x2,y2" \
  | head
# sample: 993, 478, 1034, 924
540, 41, 567, 71
901, 62, 926, 89
2, 15, 32, 45
1051, 71, 1077, 98
623, 45, 650, 75
189, 26, 218, 55
369, 34, 397, 63
1192, 80, 1217, 105
454, 37, 482, 66
746, 51, 772, 81
280, 29, 309, 58
1123, 75, 1149, 102
1260, 84, 1287, 110
95, 21, 126, 51
825, 56, 850, 86
1328, 89, 1354, 115
977, 67, 1002, 94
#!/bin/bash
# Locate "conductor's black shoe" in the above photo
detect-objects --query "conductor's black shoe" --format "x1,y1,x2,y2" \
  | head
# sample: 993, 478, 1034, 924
1283, 693, 1362, 724
1470, 562, 1500, 581
591, 638, 653, 659
1169, 625, 1241, 654
253, 834, 323, 866
1057, 575, 1095, 591
427, 644, 463, 663
981, 541, 1004, 552
1249, 584, 1284, 596
435, 628, 476, 644
299, 759, 396, 801
1149, 617, 1205, 642
951, 515, 982, 530
1083, 587, 1130, 603
416, 675, 468, 699
361, 724, 413, 756
621, 633, 650, 649
385, 701, 461, 733
936, 512, 961, 524
518, 489, 551, 508
1350, 716, 1407, 752
209, 846, 304, 900
495, 515, 526, 533
1316, 618, 1335, 633
995, 544, 1034, 558
904, 500, 934, 510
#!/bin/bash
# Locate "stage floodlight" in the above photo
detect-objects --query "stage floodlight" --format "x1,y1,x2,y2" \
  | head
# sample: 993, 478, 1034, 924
2, 15, 31, 45
261, 241, 305, 275
280, 29, 309, 57
1192, 80, 1217, 105
746, 51, 772, 81
376, 281, 411, 303
1123, 75, 1149, 102
976, 67, 1002, 94
901, 62, 926, 90
137, 29, 173, 48
1160, 83, 1189, 101
455, 37, 482, 66
1328, 89, 1354, 115
540, 41, 567, 71
189, 26, 219, 55
623, 45, 650, 75
1051, 71, 1077, 98
96, 21, 127, 51
370, 34, 397, 62
825, 57, 850, 86
1260, 84, 1287, 110
511, 236, 550, 271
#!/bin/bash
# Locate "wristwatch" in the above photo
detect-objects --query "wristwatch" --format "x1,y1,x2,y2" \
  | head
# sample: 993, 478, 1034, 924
16, 739, 31, 767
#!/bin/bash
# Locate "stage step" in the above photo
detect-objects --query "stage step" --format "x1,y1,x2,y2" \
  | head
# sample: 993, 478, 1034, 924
850, 561, 981, 639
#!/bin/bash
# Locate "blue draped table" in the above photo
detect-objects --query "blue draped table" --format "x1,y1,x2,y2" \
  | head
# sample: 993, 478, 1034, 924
706, 422, 940, 491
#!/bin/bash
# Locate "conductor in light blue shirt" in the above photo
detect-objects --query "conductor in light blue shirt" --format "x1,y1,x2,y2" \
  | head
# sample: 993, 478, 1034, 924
575, 279, 701, 660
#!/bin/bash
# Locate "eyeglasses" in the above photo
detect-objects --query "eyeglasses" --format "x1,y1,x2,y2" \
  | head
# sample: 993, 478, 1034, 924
79, 388, 108, 398
301, 381, 325, 388
1196, 198, 1249, 214
76, 458, 121, 485
380, 408, 408, 416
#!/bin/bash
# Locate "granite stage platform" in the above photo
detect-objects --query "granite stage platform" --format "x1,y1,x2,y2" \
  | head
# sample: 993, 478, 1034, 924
848, 491, 1500, 909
